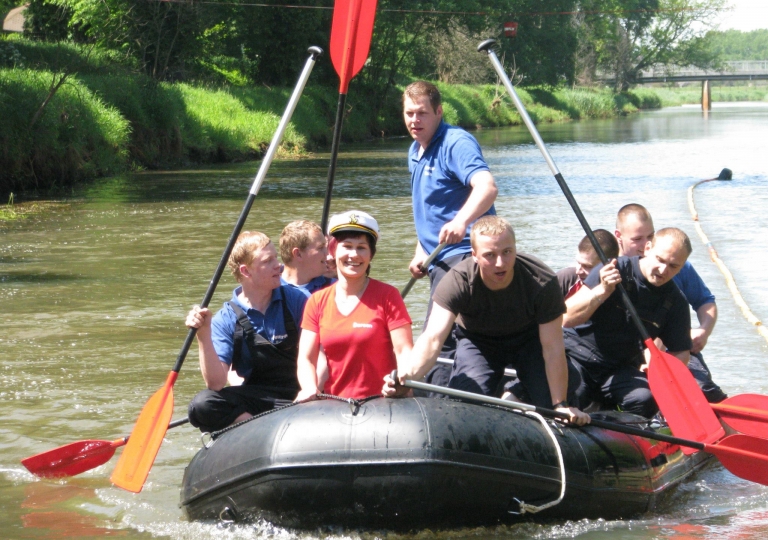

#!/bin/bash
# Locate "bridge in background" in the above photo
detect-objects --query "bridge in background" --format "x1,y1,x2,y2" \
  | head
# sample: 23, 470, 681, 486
633, 60, 768, 83
598, 61, 768, 110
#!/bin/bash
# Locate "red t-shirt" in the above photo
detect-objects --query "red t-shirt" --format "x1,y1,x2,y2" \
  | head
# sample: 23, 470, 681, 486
301, 279, 412, 399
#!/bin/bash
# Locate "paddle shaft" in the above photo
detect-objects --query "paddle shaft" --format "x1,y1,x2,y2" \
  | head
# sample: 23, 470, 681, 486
478, 40, 651, 341
321, 0, 378, 231
173, 46, 323, 375
403, 379, 711, 450
110, 48, 322, 494
400, 243, 447, 298
321, 94, 347, 232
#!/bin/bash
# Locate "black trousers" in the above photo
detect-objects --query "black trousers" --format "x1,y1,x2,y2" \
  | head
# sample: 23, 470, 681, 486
448, 327, 583, 409
563, 331, 658, 418
688, 351, 727, 403
187, 385, 294, 433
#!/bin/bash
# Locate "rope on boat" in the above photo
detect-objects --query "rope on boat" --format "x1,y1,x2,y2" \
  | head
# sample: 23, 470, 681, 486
687, 174, 768, 344
508, 411, 566, 515
203, 394, 380, 447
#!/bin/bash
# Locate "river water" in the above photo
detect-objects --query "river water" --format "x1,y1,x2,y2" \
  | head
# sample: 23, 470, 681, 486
2, 101, 768, 539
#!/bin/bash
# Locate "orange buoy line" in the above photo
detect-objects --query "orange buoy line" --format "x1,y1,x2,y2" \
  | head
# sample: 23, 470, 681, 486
687, 169, 768, 343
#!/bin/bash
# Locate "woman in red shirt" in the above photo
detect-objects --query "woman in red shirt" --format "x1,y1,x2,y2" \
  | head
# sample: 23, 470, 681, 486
296, 210, 413, 400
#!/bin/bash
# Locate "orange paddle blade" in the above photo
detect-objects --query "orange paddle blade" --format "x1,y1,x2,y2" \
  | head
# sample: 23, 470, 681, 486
110, 372, 177, 492
646, 340, 724, 454
330, 0, 378, 93
707, 434, 768, 485
712, 394, 768, 439
22, 438, 126, 478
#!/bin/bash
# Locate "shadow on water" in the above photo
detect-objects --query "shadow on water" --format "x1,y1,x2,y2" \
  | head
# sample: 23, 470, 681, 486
0, 272, 88, 284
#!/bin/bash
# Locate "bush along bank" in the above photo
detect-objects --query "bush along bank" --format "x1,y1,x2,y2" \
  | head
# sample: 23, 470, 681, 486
3, 39, 767, 197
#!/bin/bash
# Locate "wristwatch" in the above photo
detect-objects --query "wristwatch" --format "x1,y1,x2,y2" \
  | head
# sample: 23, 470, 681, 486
552, 400, 568, 409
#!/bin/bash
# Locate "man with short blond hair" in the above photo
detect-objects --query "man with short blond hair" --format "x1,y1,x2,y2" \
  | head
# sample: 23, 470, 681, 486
185, 231, 308, 432
614, 204, 725, 403
563, 227, 695, 417
390, 216, 590, 425
279, 220, 333, 298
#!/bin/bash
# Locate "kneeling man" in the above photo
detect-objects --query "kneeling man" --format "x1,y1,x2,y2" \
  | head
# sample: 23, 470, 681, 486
185, 231, 308, 432
563, 227, 693, 418
391, 215, 589, 425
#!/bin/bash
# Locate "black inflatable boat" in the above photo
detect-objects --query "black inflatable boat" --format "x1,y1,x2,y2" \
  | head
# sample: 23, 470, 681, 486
180, 396, 711, 529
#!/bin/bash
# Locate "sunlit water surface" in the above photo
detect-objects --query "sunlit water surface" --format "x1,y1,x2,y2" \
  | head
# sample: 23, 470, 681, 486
2, 101, 768, 539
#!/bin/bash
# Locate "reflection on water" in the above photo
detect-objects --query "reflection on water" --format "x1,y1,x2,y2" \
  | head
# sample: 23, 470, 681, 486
2, 103, 768, 539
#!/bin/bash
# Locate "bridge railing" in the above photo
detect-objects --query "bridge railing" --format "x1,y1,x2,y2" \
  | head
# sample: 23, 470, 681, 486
597, 60, 768, 80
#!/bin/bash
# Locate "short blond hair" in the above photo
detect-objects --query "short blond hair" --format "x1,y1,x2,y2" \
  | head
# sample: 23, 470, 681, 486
616, 203, 654, 232
651, 227, 692, 257
228, 231, 271, 281
470, 215, 515, 249
279, 220, 323, 264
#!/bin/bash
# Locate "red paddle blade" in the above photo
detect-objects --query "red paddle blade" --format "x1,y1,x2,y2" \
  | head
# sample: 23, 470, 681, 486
712, 394, 768, 439
22, 438, 126, 478
646, 340, 724, 454
707, 434, 768, 485
330, 0, 378, 93
110, 372, 177, 492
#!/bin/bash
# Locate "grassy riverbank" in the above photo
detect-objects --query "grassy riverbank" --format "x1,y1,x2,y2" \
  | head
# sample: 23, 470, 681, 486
2, 36, 767, 198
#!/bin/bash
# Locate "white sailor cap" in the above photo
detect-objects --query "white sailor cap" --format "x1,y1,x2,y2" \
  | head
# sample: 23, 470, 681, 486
327, 210, 379, 240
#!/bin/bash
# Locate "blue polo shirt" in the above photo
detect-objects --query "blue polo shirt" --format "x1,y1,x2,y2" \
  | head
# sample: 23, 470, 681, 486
673, 261, 715, 311
280, 275, 335, 298
408, 120, 495, 263
210, 285, 307, 380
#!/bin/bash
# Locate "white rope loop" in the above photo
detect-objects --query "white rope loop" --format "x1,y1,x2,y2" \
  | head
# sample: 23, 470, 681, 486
509, 411, 566, 515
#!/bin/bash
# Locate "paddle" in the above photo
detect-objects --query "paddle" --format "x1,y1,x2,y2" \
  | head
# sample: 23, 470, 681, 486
320, 0, 378, 231
401, 377, 768, 486
22, 418, 189, 479
400, 243, 447, 298
110, 46, 323, 493
477, 39, 725, 452
712, 394, 768, 439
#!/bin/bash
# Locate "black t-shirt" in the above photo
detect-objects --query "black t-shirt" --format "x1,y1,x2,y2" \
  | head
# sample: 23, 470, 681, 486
568, 256, 692, 365
433, 253, 566, 337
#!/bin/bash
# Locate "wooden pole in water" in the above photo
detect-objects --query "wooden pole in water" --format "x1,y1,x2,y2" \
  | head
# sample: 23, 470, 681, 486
702, 80, 711, 111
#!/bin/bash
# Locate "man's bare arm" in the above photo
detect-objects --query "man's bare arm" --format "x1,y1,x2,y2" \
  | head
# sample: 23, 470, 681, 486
691, 302, 717, 354
439, 171, 498, 245
563, 260, 620, 327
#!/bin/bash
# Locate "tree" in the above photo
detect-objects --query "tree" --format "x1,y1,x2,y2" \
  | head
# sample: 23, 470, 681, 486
575, 0, 725, 91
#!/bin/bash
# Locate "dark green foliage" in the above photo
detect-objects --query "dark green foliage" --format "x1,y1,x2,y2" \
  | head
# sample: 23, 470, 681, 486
494, 0, 579, 86
24, 0, 85, 42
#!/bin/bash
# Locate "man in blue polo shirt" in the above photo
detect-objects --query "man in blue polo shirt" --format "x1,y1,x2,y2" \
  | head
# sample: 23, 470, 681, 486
279, 219, 334, 298
403, 81, 498, 385
185, 231, 308, 432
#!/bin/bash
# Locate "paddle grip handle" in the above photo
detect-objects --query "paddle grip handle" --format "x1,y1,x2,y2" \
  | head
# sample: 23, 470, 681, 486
479, 40, 651, 342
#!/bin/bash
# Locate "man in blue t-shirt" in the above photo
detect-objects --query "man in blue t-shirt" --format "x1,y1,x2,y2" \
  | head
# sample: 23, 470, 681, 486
563, 228, 694, 417
185, 231, 307, 432
615, 204, 725, 402
279, 219, 334, 298
402, 81, 498, 385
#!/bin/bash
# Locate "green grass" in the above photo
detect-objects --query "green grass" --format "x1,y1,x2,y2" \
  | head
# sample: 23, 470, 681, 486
3, 36, 767, 196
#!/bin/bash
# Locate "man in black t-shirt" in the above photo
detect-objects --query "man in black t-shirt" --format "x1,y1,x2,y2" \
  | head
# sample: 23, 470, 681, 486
390, 215, 590, 425
562, 227, 693, 418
